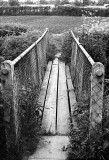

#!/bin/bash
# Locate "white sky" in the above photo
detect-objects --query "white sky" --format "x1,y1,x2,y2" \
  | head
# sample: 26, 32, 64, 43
2, 0, 99, 3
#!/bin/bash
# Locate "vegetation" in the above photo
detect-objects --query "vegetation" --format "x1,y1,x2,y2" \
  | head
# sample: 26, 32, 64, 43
0, 5, 109, 16
0, 24, 42, 160
68, 16, 109, 160
0, 24, 41, 60
39, 0, 48, 4
8, 0, 20, 6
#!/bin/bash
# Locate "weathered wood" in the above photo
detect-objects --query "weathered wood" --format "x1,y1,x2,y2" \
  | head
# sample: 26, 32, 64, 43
57, 61, 70, 135
28, 136, 70, 160
66, 65, 77, 130
41, 59, 58, 134
53, 58, 58, 65
38, 61, 52, 110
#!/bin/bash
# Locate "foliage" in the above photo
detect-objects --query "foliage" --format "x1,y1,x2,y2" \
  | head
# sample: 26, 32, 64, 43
83, 0, 89, 6
68, 101, 102, 160
46, 43, 56, 61
18, 84, 41, 159
79, 29, 109, 78
8, 0, 20, 6
61, 31, 72, 63
0, 24, 42, 160
74, 0, 83, 6
0, 0, 8, 6
25, 0, 34, 4
55, 0, 61, 6
79, 32, 107, 65
59, 0, 70, 5
0, 24, 41, 60
0, 24, 27, 37
39, 0, 48, 4
0, 5, 109, 16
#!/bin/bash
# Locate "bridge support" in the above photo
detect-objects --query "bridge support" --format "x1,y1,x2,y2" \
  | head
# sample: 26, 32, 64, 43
1, 60, 19, 153
89, 62, 104, 146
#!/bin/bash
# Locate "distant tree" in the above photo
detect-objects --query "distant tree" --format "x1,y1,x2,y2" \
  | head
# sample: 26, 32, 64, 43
60, 0, 70, 5
25, 0, 34, 4
97, 0, 103, 5
103, 0, 109, 4
49, 0, 56, 4
0, 0, 3, 6
55, 0, 61, 6
39, 0, 48, 4
0, 0, 8, 6
83, 0, 89, 6
74, 0, 82, 6
8, 0, 20, 6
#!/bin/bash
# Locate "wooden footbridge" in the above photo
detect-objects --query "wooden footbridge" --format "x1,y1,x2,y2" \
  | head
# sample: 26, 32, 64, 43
0, 28, 104, 160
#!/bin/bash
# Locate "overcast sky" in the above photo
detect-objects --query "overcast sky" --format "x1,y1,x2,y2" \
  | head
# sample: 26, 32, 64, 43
17, 0, 98, 2
0, 0, 99, 2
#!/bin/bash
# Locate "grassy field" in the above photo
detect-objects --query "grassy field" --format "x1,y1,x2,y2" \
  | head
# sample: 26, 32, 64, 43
0, 16, 109, 34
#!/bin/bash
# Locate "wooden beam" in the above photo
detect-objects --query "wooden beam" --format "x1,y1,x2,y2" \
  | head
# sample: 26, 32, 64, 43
38, 61, 52, 110
41, 59, 58, 134
66, 65, 77, 130
57, 61, 70, 135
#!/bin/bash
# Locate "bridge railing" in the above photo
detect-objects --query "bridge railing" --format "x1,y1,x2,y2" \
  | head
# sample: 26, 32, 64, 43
1, 28, 49, 150
70, 30, 104, 143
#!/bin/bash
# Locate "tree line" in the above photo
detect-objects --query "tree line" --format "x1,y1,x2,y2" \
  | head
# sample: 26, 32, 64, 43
1, 0, 109, 7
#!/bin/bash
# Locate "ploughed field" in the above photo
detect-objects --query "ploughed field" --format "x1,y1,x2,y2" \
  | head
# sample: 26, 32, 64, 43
0, 16, 109, 34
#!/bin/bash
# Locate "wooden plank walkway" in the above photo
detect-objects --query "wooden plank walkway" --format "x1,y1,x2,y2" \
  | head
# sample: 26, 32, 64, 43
29, 58, 76, 160
41, 59, 58, 134
57, 62, 70, 135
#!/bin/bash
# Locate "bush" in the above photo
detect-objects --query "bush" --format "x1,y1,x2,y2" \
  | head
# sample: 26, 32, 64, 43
68, 101, 102, 160
0, 24, 28, 37
61, 31, 73, 63
0, 25, 42, 160
79, 31, 109, 78
0, 6, 109, 16
18, 84, 41, 159
8, 0, 20, 6
0, 29, 41, 60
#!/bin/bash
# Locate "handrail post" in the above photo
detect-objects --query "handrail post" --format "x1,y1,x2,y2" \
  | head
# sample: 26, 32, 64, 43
89, 62, 104, 142
1, 60, 19, 152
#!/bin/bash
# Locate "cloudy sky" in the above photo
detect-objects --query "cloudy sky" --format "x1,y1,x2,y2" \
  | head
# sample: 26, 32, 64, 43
17, 0, 99, 2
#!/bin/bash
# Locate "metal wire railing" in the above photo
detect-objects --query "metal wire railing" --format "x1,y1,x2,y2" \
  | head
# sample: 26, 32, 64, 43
1, 28, 49, 150
70, 30, 104, 143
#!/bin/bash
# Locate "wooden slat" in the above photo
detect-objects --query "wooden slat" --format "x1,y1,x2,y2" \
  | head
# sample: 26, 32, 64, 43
53, 58, 58, 65
28, 136, 70, 160
38, 61, 52, 109
41, 59, 58, 134
57, 61, 70, 135
66, 65, 78, 129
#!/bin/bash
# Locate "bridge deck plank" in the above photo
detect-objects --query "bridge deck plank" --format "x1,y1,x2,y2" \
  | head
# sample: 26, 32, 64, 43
38, 61, 52, 111
41, 59, 58, 134
57, 61, 70, 135
66, 65, 77, 129
28, 59, 76, 160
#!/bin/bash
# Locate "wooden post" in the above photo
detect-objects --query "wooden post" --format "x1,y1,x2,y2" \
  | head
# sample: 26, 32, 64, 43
1, 60, 19, 152
89, 62, 104, 142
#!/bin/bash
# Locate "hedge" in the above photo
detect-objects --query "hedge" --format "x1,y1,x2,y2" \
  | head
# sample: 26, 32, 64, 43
0, 6, 109, 16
